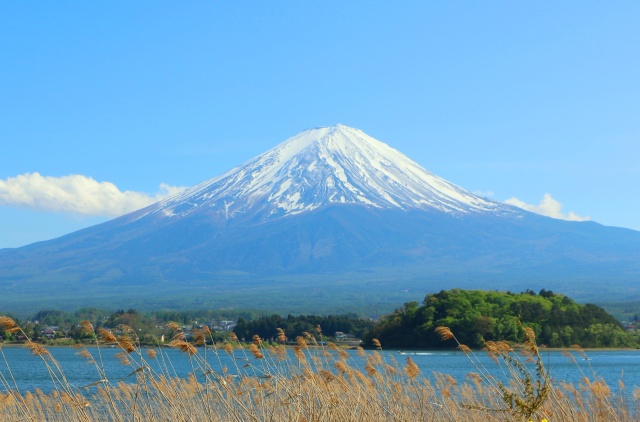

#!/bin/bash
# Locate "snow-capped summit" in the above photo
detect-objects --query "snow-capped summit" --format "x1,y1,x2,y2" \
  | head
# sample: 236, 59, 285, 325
147, 124, 505, 222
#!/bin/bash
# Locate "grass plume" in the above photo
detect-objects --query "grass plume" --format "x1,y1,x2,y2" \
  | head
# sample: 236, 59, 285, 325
0, 316, 637, 421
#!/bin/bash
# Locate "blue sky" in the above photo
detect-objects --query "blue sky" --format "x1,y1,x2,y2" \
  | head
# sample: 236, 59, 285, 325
1, 2, 639, 248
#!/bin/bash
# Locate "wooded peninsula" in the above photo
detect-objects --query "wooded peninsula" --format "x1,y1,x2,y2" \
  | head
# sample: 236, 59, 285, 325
365, 289, 638, 349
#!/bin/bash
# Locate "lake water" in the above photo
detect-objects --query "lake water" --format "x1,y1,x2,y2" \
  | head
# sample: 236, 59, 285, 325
1, 346, 639, 396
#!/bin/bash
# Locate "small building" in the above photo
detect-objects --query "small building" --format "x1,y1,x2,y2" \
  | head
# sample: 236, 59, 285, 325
41, 326, 59, 339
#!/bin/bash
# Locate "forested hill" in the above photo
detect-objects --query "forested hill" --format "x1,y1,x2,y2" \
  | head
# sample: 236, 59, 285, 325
365, 289, 638, 349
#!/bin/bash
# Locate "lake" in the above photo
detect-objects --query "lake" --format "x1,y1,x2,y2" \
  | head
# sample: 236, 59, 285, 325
1, 345, 639, 396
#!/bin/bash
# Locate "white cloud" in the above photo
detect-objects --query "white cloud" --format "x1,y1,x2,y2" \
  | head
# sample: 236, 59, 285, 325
505, 193, 590, 222
0, 172, 186, 216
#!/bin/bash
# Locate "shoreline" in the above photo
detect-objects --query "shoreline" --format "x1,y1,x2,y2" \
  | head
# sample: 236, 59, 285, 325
1, 341, 638, 353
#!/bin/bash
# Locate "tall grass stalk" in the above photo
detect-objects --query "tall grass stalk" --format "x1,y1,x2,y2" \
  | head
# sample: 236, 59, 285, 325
0, 318, 637, 421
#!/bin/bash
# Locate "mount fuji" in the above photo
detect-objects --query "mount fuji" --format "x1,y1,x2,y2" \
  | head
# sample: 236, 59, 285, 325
1, 125, 639, 313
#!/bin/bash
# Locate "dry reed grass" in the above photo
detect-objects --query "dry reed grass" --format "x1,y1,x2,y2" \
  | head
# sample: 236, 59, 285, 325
0, 319, 637, 421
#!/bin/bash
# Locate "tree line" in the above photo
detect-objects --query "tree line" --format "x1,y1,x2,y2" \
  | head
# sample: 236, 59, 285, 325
233, 313, 374, 342
2, 290, 638, 349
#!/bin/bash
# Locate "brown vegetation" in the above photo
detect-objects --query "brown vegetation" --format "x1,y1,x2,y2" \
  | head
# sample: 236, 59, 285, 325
0, 316, 638, 421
